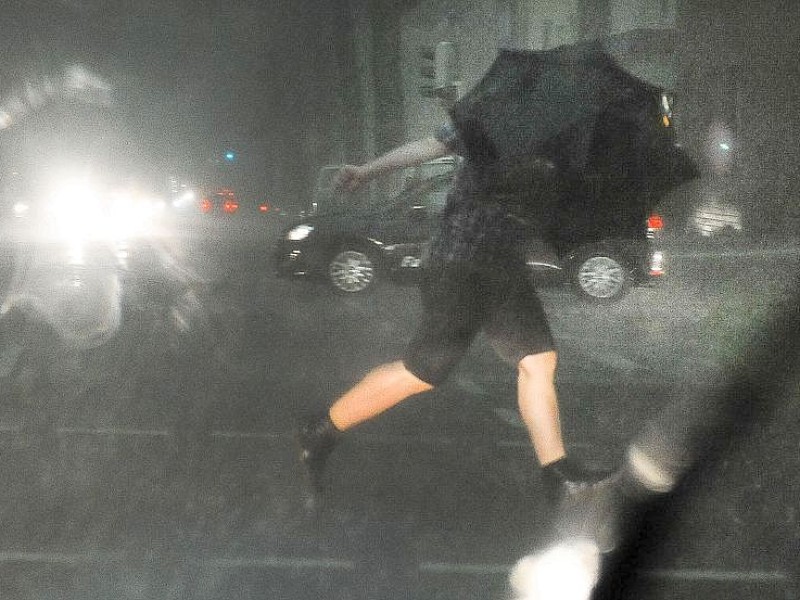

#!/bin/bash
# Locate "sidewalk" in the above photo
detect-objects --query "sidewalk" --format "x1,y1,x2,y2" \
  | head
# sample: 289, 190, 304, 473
661, 234, 800, 258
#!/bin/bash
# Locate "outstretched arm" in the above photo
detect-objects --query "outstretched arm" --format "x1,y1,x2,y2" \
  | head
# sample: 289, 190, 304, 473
335, 137, 451, 192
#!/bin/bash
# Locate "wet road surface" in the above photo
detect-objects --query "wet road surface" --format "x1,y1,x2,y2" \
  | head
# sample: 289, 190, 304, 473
0, 231, 797, 599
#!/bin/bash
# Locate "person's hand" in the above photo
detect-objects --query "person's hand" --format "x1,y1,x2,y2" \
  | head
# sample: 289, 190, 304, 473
333, 164, 369, 193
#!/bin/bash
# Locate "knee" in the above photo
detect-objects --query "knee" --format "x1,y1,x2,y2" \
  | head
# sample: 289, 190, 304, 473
518, 351, 558, 382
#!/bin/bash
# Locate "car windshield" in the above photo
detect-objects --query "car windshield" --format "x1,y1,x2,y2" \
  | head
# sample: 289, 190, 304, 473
0, 4, 797, 600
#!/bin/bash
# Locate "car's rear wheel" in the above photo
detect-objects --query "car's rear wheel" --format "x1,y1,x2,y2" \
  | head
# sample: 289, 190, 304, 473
327, 248, 378, 293
574, 253, 630, 302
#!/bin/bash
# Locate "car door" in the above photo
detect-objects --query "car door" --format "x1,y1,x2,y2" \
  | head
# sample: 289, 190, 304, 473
368, 176, 451, 270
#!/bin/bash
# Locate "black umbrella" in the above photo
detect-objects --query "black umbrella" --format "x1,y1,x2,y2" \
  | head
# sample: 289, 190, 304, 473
450, 42, 699, 245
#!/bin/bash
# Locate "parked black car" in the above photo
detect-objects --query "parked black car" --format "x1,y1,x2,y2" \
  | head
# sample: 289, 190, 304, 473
274, 172, 664, 302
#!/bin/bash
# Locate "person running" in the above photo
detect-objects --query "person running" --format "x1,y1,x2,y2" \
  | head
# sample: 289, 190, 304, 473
298, 122, 605, 501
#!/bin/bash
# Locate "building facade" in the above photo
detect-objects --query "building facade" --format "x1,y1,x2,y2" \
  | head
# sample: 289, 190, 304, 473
392, 0, 679, 145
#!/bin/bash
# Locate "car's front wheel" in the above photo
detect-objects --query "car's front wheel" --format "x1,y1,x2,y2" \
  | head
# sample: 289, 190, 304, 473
573, 253, 630, 302
327, 247, 378, 293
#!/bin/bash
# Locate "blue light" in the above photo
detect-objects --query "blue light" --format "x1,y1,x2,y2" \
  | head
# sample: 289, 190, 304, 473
224, 151, 236, 162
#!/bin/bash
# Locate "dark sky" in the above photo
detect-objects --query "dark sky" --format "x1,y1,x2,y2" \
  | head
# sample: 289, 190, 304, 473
0, 0, 349, 205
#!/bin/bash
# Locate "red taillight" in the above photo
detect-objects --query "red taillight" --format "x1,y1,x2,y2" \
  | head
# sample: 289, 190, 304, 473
259, 203, 270, 213
199, 198, 213, 213
647, 214, 664, 230
222, 199, 239, 214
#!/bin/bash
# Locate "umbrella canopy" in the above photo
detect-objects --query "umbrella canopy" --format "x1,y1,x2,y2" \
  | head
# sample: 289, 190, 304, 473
450, 42, 698, 245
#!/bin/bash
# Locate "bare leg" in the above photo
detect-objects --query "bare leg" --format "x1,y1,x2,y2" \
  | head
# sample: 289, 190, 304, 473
517, 351, 566, 466
328, 360, 434, 431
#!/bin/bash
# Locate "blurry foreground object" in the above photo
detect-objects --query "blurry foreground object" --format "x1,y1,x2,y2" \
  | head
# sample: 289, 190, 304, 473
0, 65, 189, 349
0, 64, 111, 131
510, 273, 799, 599
511, 539, 602, 600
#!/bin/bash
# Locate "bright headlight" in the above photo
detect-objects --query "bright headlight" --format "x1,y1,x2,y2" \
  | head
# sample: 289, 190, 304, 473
286, 224, 314, 241
47, 176, 104, 239
45, 173, 165, 242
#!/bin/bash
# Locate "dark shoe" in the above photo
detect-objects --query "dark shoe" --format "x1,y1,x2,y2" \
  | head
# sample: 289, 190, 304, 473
297, 413, 341, 492
542, 456, 614, 504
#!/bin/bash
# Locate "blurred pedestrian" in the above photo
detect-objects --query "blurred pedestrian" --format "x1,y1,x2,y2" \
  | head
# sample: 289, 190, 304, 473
298, 122, 606, 500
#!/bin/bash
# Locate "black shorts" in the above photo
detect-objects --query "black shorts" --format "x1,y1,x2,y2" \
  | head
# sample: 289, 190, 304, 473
403, 258, 555, 386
